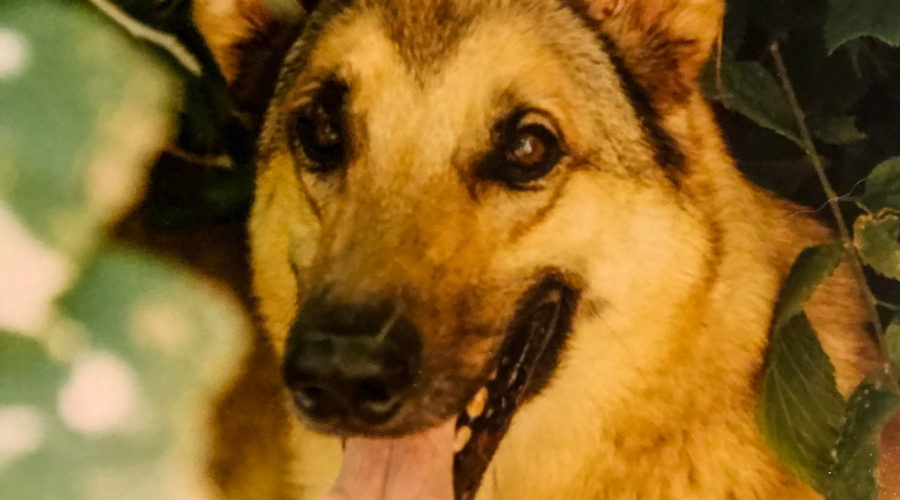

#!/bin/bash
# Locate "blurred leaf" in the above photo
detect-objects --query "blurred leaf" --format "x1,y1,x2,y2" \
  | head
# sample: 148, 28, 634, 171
0, 333, 67, 407
825, 0, 900, 54
0, 0, 175, 256
809, 114, 866, 145
0, 247, 247, 500
0, 2, 248, 499
758, 313, 845, 491
861, 157, 900, 212
854, 212, 900, 280
772, 243, 844, 330
826, 382, 900, 500
713, 60, 803, 147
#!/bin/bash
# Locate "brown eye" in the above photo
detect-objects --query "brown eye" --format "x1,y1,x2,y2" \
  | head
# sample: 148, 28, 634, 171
477, 111, 564, 189
290, 77, 350, 173
508, 128, 550, 167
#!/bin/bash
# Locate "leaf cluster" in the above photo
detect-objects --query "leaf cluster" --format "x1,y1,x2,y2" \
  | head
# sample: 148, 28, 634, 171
708, 1, 900, 497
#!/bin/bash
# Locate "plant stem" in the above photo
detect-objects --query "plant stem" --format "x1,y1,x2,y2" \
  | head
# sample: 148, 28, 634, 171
768, 42, 888, 356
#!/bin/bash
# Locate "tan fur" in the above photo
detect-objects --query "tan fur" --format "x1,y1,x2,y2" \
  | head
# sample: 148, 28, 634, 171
196, 1, 880, 498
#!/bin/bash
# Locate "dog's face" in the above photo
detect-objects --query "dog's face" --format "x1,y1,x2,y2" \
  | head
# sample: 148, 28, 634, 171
250, 0, 722, 448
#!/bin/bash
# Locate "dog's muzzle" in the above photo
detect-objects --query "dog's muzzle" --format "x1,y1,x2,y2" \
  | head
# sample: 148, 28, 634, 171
281, 273, 578, 500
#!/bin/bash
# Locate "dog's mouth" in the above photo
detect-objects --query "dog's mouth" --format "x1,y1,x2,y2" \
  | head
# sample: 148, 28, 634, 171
328, 275, 579, 500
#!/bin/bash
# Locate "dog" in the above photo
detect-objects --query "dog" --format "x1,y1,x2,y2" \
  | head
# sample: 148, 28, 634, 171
194, 0, 884, 498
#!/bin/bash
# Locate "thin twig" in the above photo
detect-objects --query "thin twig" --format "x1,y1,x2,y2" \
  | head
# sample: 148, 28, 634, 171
88, 0, 202, 76
878, 300, 900, 313
165, 147, 234, 169
768, 42, 888, 355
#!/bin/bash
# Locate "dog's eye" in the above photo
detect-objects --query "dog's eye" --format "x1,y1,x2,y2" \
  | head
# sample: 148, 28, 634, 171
290, 78, 350, 173
506, 125, 556, 175
479, 111, 564, 188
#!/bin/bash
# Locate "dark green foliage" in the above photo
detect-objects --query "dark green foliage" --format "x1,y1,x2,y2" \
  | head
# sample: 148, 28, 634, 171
713, 0, 900, 496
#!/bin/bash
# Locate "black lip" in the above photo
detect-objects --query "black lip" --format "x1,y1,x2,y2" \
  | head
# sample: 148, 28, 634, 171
453, 272, 580, 500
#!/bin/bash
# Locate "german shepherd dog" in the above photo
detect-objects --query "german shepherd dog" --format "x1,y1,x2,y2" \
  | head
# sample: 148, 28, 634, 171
195, 0, 887, 498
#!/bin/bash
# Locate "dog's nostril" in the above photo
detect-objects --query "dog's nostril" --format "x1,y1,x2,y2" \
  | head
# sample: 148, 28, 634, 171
295, 386, 327, 408
354, 378, 402, 423
356, 378, 392, 404
291, 385, 340, 419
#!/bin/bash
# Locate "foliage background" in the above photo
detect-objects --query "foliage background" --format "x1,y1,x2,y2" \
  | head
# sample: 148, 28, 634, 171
0, 0, 899, 498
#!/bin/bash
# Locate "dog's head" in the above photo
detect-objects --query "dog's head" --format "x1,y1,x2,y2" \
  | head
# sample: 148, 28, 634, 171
234, 0, 723, 493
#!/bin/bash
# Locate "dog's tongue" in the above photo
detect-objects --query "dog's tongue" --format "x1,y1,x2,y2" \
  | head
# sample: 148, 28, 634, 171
323, 420, 457, 500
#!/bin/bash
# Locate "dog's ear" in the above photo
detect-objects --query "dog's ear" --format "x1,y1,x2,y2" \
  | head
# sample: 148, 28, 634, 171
579, 0, 724, 107
194, 0, 305, 120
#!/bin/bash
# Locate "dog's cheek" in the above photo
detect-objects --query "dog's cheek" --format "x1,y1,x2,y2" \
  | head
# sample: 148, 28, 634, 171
250, 153, 321, 351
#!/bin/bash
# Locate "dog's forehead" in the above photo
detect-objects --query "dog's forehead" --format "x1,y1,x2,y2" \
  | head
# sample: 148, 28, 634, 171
292, 1, 629, 157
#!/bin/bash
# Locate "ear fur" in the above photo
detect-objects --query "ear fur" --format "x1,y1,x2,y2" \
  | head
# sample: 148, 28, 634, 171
194, 0, 305, 120
581, 0, 724, 107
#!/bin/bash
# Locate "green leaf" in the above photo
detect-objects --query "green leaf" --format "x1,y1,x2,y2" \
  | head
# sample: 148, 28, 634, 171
758, 242, 848, 492
854, 212, 900, 280
0, 247, 247, 500
886, 317, 900, 375
825, 0, 900, 54
713, 60, 803, 148
809, 114, 867, 145
758, 313, 845, 491
0, 0, 175, 256
827, 382, 900, 500
773, 243, 844, 331
0, 333, 68, 407
861, 157, 900, 213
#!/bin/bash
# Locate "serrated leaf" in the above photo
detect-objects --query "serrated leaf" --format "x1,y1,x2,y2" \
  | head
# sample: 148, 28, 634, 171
825, 0, 900, 54
827, 382, 900, 500
854, 212, 900, 280
712, 60, 803, 147
809, 114, 867, 145
773, 243, 844, 331
861, 157, 900, 213
758, 313, 845, 491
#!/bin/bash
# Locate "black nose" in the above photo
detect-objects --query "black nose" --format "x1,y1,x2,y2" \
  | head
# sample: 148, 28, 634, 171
282, 300, 422, 425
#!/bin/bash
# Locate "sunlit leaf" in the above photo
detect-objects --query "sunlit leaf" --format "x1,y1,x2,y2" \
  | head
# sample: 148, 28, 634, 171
854, 212, 900, 280
861, 157, 900, 213
886, 317, 900, 375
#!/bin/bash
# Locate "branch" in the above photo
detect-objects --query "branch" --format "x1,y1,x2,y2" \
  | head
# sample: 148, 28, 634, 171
88, 0, 202, 76
768, 42, 888, 362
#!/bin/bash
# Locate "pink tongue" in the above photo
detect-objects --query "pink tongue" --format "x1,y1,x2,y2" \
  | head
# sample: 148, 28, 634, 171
322, 420, 457, 500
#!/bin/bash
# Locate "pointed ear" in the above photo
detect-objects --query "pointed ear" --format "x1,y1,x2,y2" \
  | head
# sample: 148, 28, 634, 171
195, 0, 301, 83
580, 0, 724, 106
194, 0, 305, 119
